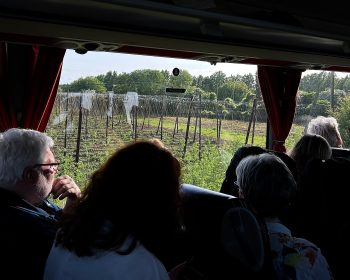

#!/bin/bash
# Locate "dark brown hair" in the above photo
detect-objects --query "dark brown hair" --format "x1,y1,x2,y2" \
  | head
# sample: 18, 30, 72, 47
56, 140, 181, 258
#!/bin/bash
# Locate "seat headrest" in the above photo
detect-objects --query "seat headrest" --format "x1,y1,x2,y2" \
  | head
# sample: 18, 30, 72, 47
221, 207, 264, 272
331, 147, 350, 160
179, 184, 243, 242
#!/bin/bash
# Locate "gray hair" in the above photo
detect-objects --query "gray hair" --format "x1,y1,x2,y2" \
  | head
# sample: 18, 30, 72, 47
306, 116, 342, 147
0, 128, 54, 186
236, 153, 296, 218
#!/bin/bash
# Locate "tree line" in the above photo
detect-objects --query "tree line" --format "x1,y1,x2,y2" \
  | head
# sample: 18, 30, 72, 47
59, 69, 350, 146
59, 69, 350, 118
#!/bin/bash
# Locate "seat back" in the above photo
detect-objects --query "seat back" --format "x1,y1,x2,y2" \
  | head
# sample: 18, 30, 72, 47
331, 147, 350, 160
294, 157, 350, 279
178, 184, 268, 279
221, 207, 264, 272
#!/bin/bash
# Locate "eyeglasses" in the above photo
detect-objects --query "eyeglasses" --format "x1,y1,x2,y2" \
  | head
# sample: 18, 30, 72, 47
34, 162, 60, 173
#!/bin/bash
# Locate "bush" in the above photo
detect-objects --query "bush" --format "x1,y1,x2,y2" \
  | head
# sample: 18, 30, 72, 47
335, 96, 350, 147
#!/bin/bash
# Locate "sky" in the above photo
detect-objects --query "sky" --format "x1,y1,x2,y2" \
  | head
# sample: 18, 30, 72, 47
59, 50, 258, 84
60, 49, 348, 85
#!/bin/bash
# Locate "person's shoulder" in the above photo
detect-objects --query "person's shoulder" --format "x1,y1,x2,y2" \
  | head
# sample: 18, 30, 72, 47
129, 244, 169, 279
292, 236, 320, 251
133, 244, 166, 266
0, 197, 59, 242
289, 237, 328, 267
288, 237, 333, 279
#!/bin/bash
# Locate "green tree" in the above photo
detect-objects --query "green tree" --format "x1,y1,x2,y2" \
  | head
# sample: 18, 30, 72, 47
217, 81, 252, 101
126, 69, 166, 95
227, 73, 256, 90
202, 91, 217, 100
169, 69, 192, 89
69, 77, 107, 93
208, 71, 226, 93
319, 89, 347, 108
335, 96, 350, 147
96, 74, 105, 83
308, 99, 331, 117
103, 71, 118, 91
161, 70, 170, 82
58, 84, 70, 92
241, 73, 256, 89
296, 90, 314, 115
192, 74, 205, 88
341, 77, 350, 92
300, 71, 330, 93
113, 72, 131, 94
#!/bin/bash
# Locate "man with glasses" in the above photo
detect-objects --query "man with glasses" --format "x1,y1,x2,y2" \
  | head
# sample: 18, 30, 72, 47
0, 128, 81, 279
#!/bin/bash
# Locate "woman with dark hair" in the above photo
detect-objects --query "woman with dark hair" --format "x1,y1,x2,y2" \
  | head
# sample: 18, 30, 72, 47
220, 145, 266, 196
220, 145, 297, 196
288, 134, 332, 180
44, 140, 182, 280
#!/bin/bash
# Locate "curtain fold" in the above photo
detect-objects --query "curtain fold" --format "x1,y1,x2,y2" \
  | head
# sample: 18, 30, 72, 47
0, 43, 17, 131
0, 43, 65, 132
258, 66, 302, 152
23, 46, 65, 131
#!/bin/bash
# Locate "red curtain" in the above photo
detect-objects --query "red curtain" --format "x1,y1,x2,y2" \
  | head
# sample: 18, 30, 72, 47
258, 66, 302, 152
0, 43, 65, 132
22, 46, 65, 131
0, 43, 17, 130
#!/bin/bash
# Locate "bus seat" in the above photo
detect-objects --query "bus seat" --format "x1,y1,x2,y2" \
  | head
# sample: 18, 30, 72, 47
221, 207, 264, 272
178, 184, 267, 279
294, 157, 350, 279
266, 149, 298, 181
331, 147, 350, 160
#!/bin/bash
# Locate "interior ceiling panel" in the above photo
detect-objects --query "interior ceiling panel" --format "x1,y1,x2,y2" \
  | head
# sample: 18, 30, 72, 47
1, 0, 350, 72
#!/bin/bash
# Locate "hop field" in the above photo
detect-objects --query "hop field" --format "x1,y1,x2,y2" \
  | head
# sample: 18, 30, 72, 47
46, 93, 304, 200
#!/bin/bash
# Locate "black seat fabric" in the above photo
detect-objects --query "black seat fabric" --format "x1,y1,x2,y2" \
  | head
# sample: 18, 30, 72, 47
331, 147, 350, 160
177, 184, 273, 279
220, 147, 297, 197
291, 158, 350, 279
221, 207, 264, 272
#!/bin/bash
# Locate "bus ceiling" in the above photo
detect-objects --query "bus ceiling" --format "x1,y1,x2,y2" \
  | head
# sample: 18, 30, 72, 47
2, 0, 350, 71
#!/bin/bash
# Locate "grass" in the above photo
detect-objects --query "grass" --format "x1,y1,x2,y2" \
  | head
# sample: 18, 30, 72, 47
47, 114, 304, 199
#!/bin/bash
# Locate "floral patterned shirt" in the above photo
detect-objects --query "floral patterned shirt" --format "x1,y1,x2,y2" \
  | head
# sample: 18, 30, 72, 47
267, 222, 333, 280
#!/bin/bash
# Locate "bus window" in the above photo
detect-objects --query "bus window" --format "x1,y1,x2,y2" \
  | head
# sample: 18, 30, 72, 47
1, 2, 350, 278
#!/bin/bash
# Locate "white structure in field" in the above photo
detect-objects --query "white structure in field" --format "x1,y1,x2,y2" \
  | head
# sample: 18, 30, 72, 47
123, 91, 139, 125
106, 91, 114, 117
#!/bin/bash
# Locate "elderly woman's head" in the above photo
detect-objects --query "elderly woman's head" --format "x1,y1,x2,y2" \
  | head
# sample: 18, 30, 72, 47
236, 153, 296, 218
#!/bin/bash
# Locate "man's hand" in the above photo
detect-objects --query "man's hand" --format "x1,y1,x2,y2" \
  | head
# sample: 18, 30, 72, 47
52, 175, 81, 211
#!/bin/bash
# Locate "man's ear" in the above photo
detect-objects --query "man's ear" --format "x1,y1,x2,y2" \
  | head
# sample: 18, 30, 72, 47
22, 167, 39, 184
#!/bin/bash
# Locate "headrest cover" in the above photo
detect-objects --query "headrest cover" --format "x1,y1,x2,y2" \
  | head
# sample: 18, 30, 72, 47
221, 207, 264, 272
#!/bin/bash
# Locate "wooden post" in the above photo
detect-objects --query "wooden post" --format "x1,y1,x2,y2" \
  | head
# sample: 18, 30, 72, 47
331, 71, 335, 111
182, 96, 194, 159
111, 97, 114, 129
63, 91, 69, 157
251, 111, 257, 144
84, 110, 89, 139
192, 112, 198, 143
216, 101, 221, 146
199, 91, 202, 160
141, 99, 147, 131
245, 98, 257, 145
75, 94, 83, 163
106, 95, 109, 144
134, 106, 138, 141
218, 117, 222, 145
173, 115, 179, 138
